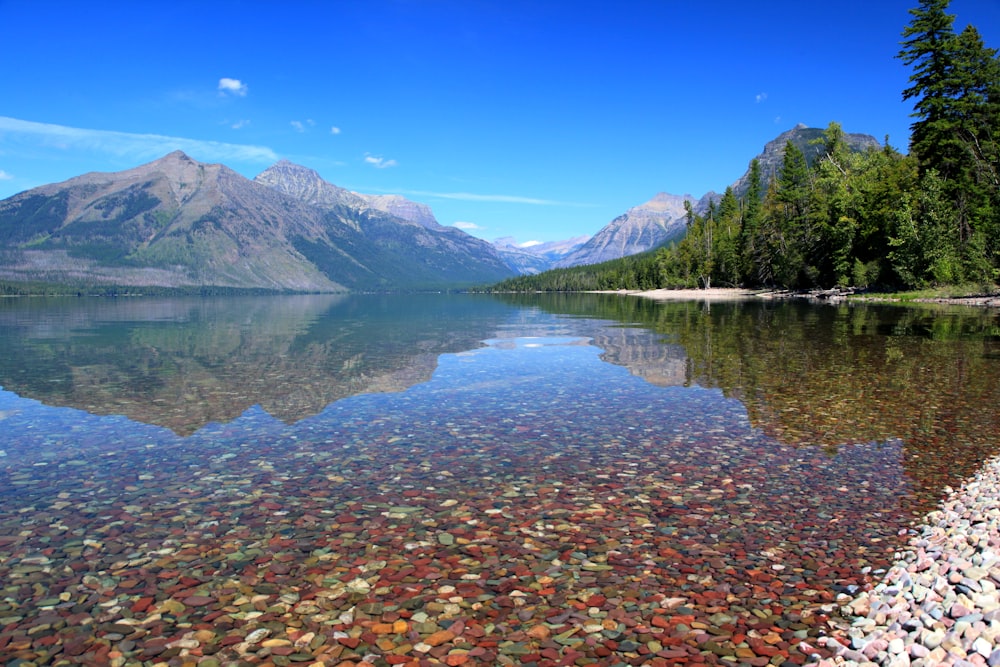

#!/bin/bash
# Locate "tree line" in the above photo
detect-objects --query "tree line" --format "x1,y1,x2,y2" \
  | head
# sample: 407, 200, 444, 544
493, 0, 999, 293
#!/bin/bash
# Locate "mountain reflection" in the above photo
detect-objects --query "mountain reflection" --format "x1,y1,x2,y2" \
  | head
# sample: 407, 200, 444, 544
519, 294, 1000, 513
2, 292, 1000, 517
0, 294, 519, 435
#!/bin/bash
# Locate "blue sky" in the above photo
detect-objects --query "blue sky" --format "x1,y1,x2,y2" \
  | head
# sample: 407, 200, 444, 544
2, 1, 998, 245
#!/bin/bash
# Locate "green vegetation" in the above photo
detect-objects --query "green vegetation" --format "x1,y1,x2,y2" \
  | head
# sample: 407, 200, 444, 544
0, 192, 69, 244
0, 281, 296, 297
494, 0, 999, 294
491, 251, 662, 292
850, 283, 992, 302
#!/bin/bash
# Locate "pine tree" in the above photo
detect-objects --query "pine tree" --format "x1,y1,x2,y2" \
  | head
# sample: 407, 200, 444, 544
714, 187, 742, 287
898, 0, 961, 178
952, 24, 1000, 255
807, 123, 859, 286
898, 0, 1000, 282
776, 140, 810, 218
738, 159, 764, 285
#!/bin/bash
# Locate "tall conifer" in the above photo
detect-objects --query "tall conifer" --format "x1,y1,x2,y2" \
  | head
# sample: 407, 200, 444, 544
898, 0, 1000, 281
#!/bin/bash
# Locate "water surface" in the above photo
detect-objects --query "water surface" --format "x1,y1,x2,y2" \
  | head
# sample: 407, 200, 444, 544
1, 293, 998, 665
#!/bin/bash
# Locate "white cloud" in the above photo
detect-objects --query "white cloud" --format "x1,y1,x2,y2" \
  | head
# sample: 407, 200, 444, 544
364, 154, 398, 169
0, 169, 12, 181
453, 221, 483, 230
330, 126, 341, 135
756, 92, 768, 103
291, 119, 317, 133
518, 240, 542, 248
230, 119, 250, 130
0, 116, 280, 164
218, 78, 248, 96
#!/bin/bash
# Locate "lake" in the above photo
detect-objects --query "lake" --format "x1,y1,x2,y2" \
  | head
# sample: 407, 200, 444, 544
1, 293, 999, 666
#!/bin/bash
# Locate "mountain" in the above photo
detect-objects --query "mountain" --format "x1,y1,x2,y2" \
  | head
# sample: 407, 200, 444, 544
0, 151, 346, 291
356, 193, 439, 229
554, 192, 713, 268
553, 124, 879, 269
250, 159, 369, 210
250, 161, 442, 229
253, 161, 511, 285
730, 123, 880, 198
0, 125, 883, 288
492, 236, 590, 274
0, 153, 514, 291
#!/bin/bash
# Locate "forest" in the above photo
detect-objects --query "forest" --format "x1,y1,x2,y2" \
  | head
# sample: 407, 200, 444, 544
493, 0, 999, 294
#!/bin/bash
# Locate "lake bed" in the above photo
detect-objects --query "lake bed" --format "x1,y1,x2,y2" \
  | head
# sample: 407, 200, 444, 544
1, 294, 998, 666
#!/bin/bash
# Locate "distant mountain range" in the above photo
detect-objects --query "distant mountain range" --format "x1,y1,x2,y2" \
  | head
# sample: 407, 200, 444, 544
553, 192, 716, 268
0, 125, 880, 291
491, 236, 591, 274
0, 152, 513, 291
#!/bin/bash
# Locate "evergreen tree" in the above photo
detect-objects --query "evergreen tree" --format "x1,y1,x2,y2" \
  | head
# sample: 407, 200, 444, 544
683, 200, 714, 288
898, 0, 1000, 280
770, 141, 813, 286
952, 25, 1000, 255
898, 0, 962, 179
807, 123, 859, 285
776, 140, 810, 218
738, 159, 764, 284
714, 187, 742, 286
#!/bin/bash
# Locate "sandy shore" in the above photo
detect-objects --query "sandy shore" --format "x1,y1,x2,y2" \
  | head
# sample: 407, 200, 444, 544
594, 288, 765, 301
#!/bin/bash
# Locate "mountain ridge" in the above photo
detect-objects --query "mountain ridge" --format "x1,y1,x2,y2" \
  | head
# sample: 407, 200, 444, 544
0, 124, 883, 288
553, 192, 714, 268
0, 152, 513, 291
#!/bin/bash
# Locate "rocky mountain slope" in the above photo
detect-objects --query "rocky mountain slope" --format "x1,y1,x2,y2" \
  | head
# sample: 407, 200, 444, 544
553, 124, 879, 269
356, 194, 439, 229
554, 192, 714, 268
729, 123, 880, 198
492, 236, 590, 274
0, 153, 514, 291
253, 161, 511, 284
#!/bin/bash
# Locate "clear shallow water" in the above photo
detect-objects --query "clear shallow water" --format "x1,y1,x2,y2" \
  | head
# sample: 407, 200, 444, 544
1, 293, 999, 665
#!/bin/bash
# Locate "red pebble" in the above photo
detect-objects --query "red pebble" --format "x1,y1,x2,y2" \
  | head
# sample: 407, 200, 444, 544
131, 596, 155, 613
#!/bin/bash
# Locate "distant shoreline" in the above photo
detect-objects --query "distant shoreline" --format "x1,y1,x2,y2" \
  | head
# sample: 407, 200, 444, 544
596, 287, 1000, 307
592, 288, 765, 301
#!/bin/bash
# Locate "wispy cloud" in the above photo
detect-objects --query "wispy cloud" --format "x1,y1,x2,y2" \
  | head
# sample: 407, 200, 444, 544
519, 240, 542, 248
364, 154, 398, 169
755, 92, 768, 103
0, 116, 280, 164
291, 119, 316, 133
398, 188, 592, 207
453, 221, 483, 231
330, 126, 342, 135
218, 77, 248, 97
0, 170, 12, 181
230, 119, 251, 130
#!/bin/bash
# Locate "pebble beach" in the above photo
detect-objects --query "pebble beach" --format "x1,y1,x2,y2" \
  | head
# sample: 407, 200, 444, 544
816, 456, 1000, 667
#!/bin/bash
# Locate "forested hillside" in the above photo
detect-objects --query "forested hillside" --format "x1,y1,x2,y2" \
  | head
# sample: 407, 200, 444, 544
494, 0, 999, 293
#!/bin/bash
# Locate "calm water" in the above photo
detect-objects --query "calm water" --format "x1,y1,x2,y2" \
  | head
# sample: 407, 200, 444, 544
1, 293, 999, 665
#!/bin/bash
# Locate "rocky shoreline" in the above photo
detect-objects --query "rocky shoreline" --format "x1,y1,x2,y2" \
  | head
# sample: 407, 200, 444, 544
813, 456, 1000, 666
